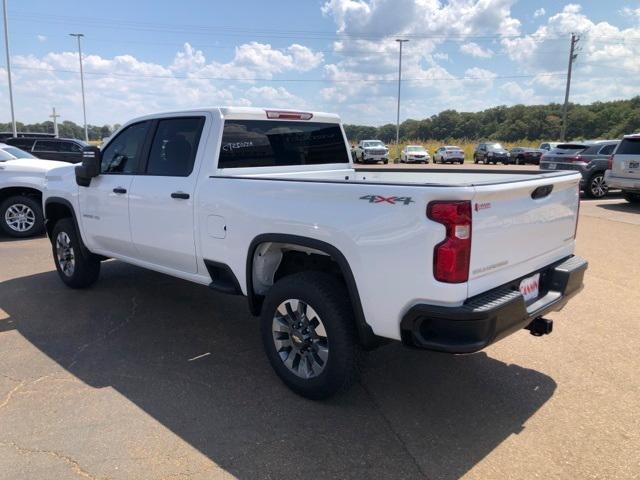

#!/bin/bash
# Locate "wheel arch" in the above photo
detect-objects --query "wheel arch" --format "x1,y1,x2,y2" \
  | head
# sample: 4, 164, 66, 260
44, 197, 80, 239
246, 233, 378, 349
0, 186, 42, 203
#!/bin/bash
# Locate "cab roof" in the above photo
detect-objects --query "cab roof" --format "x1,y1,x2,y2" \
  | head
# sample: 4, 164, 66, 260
128, 107, 342, 124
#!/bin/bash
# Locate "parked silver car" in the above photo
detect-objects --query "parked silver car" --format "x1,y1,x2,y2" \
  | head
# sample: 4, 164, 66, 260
605, 133, 640, 204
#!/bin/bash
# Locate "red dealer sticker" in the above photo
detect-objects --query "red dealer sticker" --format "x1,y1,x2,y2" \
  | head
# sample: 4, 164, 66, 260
519, 273, 540, 302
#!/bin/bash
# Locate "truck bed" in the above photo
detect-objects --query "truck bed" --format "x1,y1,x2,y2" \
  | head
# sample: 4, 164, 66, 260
228, 166, 578, 187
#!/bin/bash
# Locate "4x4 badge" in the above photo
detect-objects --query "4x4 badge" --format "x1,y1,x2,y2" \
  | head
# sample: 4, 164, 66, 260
359, 195, 414, 205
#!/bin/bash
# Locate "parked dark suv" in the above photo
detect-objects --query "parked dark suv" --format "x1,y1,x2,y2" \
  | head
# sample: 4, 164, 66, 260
473, 142, 511, 164
539, 140, 619, 199
5, 137, 88, 163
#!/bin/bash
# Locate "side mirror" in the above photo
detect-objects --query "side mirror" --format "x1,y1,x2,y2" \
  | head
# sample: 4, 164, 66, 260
75, 146, 101, 187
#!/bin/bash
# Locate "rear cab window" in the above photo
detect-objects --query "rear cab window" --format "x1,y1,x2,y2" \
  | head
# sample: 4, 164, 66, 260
217, 120, 349, 169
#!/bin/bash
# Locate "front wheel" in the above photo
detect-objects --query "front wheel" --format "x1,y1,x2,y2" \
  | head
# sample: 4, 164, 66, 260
584, 172, 608, 199
0, 195, 44, 238
51, 218, 101, 288
260, 272, 360, 400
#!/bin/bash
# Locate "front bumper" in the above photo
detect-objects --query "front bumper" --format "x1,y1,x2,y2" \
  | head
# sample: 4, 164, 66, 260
400, 256, 587, 353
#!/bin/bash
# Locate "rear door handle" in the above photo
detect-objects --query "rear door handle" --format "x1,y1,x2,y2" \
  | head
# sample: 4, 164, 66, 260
113, 187, 127, 194
171, 192, 190, 200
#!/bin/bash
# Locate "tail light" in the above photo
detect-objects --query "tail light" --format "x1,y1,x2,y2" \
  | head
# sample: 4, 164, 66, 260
574, 183, 580, 239
564, 155, 583, 162
427, 201, 472, 283
607, 154, 614, 170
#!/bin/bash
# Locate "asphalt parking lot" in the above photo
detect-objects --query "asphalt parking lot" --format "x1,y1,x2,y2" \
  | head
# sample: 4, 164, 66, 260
1, 172, 639, 479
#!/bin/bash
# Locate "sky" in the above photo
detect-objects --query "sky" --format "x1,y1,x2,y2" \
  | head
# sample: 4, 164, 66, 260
1, 0, 640, 126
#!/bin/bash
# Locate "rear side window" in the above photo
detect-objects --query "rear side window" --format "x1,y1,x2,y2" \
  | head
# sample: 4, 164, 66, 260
218, 120, 349, 168
599, 144, 616, 155
33, 140, 60, 152
146, 117, 205, 176
581, 145, 601, 155
617, 138, 640, 155
7, 138, 35, 149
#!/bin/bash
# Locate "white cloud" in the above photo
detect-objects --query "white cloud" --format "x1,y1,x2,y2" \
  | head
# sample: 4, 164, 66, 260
460, 42, 494, 58
534, 8, 546, 19
36, 35, 47, 43
3, 42, 320, 124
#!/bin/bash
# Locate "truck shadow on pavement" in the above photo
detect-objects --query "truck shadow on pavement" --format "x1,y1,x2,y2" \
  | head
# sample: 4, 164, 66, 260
0, 261, 557, 479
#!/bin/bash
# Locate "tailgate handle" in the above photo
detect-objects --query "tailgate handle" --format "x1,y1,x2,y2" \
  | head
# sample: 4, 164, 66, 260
531, 185, 553, 199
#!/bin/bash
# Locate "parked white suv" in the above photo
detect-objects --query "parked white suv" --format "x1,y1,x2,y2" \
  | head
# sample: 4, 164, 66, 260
43, 107, 587, 399
0, 143, 70, 237
605, 133, 640, 204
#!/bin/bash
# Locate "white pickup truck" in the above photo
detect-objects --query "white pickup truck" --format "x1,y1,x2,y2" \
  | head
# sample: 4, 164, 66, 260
43, 107, 587, 399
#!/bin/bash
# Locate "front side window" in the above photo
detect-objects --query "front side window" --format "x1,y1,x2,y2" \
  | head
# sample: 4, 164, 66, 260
59, 142, 82, 153
218, 120, 349, 168
146, 117, 205, 176
101, 121, 150, 174
33, 140, 60, 152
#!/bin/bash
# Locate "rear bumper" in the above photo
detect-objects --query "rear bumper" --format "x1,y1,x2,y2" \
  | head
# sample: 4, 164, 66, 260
400, 255, 588, 353
604, 172, 640, 191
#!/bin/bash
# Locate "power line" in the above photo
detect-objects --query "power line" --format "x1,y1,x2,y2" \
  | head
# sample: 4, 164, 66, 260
4, 64, 569, 83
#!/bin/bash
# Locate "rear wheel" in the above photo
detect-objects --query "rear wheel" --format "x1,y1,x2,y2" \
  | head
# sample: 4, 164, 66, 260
0, 195, 43, 238
51, 218, 101, 288
584, 172, 608, 199
623, 191, 640, 204
260, 272, 359, 400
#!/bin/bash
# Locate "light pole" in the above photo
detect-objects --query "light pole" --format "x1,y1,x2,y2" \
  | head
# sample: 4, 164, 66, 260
2, 0, 16, 138
395, 39, 409, 163
69, 33, 88, 142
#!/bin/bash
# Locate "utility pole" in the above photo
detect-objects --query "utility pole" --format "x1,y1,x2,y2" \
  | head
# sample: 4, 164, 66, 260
560, 33, 579, 142
395, 39, 409, 163
49, 107, 60, 137
69, 33, 88, 142
2, 0, 16, 138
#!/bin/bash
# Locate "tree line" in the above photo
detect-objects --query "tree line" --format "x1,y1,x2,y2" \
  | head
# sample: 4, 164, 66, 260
345, 96, 640, 143
0, 120, 120, 141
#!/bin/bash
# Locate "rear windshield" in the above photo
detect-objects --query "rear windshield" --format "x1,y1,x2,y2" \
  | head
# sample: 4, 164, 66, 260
218, 120, 349, 168
552, 144, 587, 154
3, 146, 36, 159
617, 138, 640, 155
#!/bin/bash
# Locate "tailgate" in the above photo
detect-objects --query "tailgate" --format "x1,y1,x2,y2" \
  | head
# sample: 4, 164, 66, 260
467, 173, 580, 297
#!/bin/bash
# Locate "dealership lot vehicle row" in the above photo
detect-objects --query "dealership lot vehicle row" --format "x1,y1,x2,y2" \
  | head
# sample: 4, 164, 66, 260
0, 194, 638, 479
